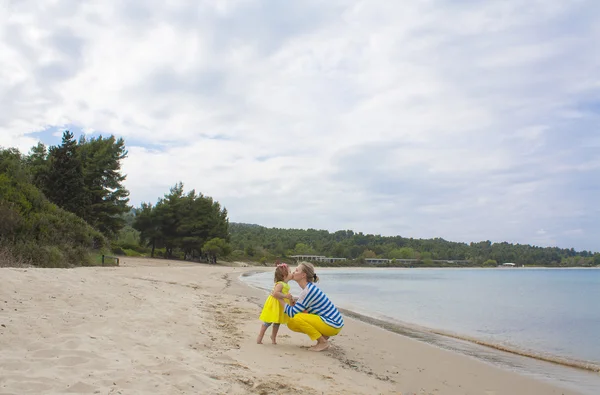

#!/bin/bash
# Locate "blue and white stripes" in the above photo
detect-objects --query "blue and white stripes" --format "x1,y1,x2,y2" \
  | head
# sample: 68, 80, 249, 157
284, 283, 344, 328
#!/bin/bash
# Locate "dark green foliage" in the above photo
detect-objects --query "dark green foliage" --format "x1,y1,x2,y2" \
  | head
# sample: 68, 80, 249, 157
78, 135, 130, 237
229, 223, 598, 267
25, 131, 131, 239
203, 237, 232, 263
0, 148, 107, 267
44, 131, 87, 218
26, 142, 49, 189
133, 182, 230, 260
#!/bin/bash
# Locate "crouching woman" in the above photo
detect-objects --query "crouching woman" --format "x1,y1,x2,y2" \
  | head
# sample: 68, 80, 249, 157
280, 262, 344, 351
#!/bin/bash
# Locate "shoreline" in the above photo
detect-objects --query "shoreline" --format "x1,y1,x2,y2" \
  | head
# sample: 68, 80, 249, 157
240, 267, 600, 373
240, 267, 600, 394
336, 307, 600, 373
0, 258, 592, 394
241, 267, 600, 372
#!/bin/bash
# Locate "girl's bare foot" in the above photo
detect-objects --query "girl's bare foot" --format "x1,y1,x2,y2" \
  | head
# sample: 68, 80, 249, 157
270, 334, 277, 344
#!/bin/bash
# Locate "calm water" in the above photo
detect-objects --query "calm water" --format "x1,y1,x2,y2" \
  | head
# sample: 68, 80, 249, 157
242, 268, 600, 394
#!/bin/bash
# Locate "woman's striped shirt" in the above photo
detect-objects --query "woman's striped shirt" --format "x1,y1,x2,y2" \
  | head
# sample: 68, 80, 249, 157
284, 282, 344, 328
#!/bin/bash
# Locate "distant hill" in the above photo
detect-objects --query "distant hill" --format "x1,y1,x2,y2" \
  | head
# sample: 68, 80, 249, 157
228, 222, 599, 267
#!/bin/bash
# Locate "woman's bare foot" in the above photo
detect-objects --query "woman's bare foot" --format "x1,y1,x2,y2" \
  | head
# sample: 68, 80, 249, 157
257, 339, 263, 344
309, 341, 330, 352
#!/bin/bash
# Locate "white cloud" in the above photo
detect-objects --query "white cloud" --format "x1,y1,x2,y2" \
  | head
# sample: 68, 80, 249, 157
1, 0, 599, 251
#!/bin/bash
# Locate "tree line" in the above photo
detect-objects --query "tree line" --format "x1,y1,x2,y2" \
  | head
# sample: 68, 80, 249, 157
228, 223, 600, 267
0, 131, 230, 267
131, 182, 230, 261
2, 130, 596, 268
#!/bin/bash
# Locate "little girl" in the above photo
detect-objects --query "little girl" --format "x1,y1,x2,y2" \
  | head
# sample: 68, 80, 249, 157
257, 263, 293, 344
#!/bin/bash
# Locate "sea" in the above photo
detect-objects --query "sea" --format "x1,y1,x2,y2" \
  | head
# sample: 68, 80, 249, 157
241, 267, 600, 395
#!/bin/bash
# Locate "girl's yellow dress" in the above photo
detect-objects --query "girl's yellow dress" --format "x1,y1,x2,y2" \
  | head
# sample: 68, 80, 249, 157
259, 281, 290, 324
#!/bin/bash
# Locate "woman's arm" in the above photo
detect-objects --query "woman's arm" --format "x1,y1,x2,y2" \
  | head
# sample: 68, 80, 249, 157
283, 287, 310, 318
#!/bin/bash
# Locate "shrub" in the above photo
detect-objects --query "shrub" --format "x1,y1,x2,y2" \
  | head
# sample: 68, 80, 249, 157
1, 148, 109, 267
0, 245, 31, 268
123, 248, 142, 257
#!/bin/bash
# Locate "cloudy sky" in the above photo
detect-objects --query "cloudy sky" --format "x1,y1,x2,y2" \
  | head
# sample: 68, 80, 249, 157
1, 1, 599, 251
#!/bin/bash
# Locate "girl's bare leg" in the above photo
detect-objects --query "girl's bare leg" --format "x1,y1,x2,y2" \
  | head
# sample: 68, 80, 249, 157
270, 324, 280, 344
257, 323, 269, 344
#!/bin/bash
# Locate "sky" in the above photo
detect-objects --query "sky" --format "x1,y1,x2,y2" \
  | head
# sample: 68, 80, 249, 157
1, 1, 599, 252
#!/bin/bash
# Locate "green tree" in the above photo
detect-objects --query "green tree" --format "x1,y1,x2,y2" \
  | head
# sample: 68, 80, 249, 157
26, 142, 49, 189
134, 182, 229, 260
362, 249, 377, 258
388, 247, 415, 259
293, 242, 315, 255
245, 245, 256, 257
202, 237, 232, 263
133, 202, 163, 257
78, 135, 130, 237
483, 259, 497, 267
44, 131, 86, 217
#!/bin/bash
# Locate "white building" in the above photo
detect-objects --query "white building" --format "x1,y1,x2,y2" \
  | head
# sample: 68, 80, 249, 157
289, 255, 347, 263
364, 258, 391, 264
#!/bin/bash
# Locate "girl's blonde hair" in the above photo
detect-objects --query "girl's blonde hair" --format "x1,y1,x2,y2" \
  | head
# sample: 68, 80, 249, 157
274, 263, 289, 283
299, 261, 319, 283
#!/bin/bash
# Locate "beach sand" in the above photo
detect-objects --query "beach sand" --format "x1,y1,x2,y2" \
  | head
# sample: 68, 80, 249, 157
0, 257, 580, 394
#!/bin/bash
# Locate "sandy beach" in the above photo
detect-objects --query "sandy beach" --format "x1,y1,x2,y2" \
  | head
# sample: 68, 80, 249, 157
0, 258, 581, 394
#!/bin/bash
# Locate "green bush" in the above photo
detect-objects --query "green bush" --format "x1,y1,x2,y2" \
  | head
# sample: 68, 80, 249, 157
230, 250, 245, 258
0, 148, 108, 267
123, 248, 142, 257
483, 259, 498, 267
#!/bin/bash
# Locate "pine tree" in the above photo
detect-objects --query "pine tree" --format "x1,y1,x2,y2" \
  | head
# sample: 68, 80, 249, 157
26, 142, 49, 189
45, 131, 87, 218
78, 135, 130, 237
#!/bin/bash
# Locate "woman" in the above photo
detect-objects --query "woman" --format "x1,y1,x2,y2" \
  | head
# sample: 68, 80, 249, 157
279, 262, 344, 351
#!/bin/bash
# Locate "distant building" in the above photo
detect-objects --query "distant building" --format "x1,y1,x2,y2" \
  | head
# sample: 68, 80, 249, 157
290, 255, 470, 265
501, 262, 516, 267
289, 255, 347, 263
364, 258, 391, 264
365, 258, 471, 265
